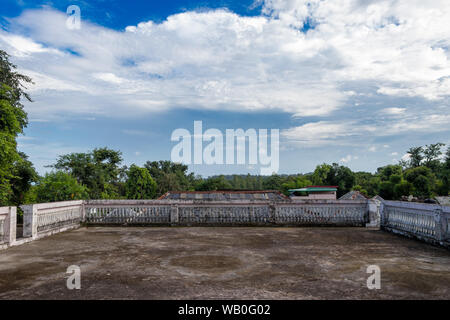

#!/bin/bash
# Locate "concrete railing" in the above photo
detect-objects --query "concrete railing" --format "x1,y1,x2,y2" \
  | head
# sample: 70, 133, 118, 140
84, 199, 369, 226
0, 206, 16, 248
21, 200, 84, 240
381, 200, 450, 247
0, 198, 447, 250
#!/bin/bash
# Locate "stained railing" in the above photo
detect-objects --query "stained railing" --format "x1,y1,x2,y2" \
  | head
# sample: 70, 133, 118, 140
85, 200, 172, 224
275, 200, 367, 225
0, 206, 16, 247
0, 198, 446, 250
381, 200, 450, 246
21, 201, 83, 239
84, 199, 369, 226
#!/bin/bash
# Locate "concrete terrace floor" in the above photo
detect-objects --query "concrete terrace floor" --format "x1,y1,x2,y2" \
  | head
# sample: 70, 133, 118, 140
0, 227, 449, 300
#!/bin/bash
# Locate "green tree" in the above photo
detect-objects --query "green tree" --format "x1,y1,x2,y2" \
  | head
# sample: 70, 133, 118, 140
281, 175, 312, 194
9, 152, 38, 206
125, 165, 157, 199
52, 148, 123, 199
423, 143, 445, 167
404, 166, 435, 198
441, 147, 450, 195
407, 146, 424, 168
311, 164, 332, 185
262, 174, 284, 190
144, 160, 195, 196
195, 175, 232, 191
377, 165, 402, 181
0, 50, 33, 205
379, 181, 395, 199
312, 163, 355, 197
394, 181, 414, 199
35, 171, 88, 203
352, 185, 368, 196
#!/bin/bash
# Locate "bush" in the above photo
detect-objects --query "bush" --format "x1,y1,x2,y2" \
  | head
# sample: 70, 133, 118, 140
125, 165, 157, 199
35, 171, 88, 202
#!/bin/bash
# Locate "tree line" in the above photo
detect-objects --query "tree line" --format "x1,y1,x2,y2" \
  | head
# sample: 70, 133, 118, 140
1, 49, 449, 210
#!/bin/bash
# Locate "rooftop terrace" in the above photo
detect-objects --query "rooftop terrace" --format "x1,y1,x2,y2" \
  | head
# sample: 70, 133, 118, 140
0, 227, 449, 299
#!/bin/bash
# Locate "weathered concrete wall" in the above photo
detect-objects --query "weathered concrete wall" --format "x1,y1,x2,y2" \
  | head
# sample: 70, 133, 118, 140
381, 200, 450, 248
0, 206, 16, 249
84, 199, 369, 226
2, 199, 449, 250
21, 200, 84, 240
366, 199, 381, 228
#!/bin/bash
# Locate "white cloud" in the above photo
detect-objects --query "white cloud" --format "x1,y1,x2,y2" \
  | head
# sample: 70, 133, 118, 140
340, 154, 359, 163
0, 1, 447, 124
93, 73, 126, 84
401, 153, 411, 161
283, 113, 450, 147
382, 107, 406, 115
0, 33, 63, 57
340, 155, 352, 163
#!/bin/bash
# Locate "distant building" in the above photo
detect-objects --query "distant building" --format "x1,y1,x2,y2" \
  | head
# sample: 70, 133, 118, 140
158, 190, 289, 201
435, 196, 450, 206
372, 195, 384, 202
339, 190, 368, 200
288, 186, 337, 200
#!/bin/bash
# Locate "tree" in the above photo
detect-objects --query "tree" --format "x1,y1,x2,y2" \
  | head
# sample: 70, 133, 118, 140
9, 152, 38, 206
195, 175, 232, 191
35, 171, 88, 203
52, 148, 123, 199
407, 146, 424, 168
125, 165, 157, 199
281, 175, 312, 194
312, 163, 354, 197
423, 143, 445, 166
262, 174, 284, 190
354, 172, 379, 197
352, 185, 368, 196
404, 166, 435, 198
423, 143, 445, 172
394, 181, 414, 199
442, 147, 450, 195
311, 164, 332, 185
0, 50, 33, 205
377, 165, 402, 181
144, 160, 195, 196
379, 181, 395, 199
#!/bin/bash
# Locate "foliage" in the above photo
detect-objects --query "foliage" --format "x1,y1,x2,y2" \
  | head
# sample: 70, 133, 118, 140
0, 50, 33, 205
144, 160, 195, 196
404, 166, 435, 198
35, 171, 88, 203
9, 152, 38, 206
52, 148, 123, 199
195, 175, 232, 191
125, 165, 157, 199
311, 163, 355, 197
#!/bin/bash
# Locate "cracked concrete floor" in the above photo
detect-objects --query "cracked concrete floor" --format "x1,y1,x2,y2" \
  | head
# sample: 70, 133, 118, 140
0, 227, 449, 299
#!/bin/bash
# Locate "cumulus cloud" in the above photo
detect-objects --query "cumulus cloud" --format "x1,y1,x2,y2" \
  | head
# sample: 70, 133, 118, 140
0, 0, 448, 149
382, 107, 406, 115
340, 154, 358, 163
282, 113, 450, 147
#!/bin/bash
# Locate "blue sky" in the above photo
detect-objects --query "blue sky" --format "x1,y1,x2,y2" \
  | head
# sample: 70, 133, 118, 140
1, 0, 449, 176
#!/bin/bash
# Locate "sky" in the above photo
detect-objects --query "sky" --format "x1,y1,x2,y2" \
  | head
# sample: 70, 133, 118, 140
1, 0, 449, 176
